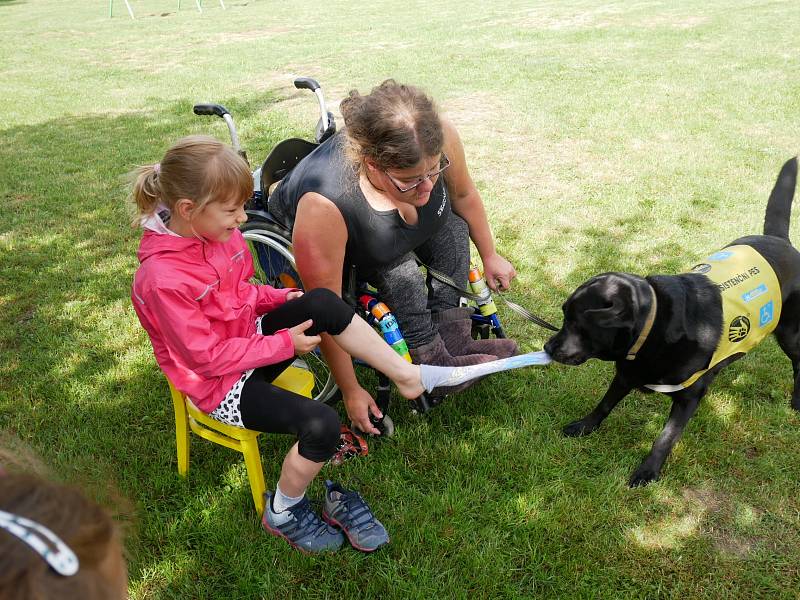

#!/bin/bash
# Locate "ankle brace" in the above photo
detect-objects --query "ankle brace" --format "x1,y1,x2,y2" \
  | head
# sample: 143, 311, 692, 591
419, 351, 552, 392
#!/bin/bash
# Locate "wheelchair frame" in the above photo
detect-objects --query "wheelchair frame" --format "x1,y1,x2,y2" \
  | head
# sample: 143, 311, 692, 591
193, 77, 506, 432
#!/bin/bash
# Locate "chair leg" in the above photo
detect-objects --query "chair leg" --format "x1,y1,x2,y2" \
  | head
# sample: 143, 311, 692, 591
241, 439, 267, 515
173, 401, 190, 476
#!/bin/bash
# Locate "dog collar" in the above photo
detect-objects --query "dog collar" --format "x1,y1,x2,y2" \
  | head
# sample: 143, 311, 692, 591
625, 284, 657, 361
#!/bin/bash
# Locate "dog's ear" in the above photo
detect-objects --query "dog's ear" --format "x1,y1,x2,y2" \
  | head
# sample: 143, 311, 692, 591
652, 276, 692, 344
584, 298, 634, 328
583, 275, 638, 329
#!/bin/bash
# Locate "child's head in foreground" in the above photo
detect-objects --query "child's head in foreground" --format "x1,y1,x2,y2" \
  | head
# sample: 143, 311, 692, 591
0, 443, 128, 600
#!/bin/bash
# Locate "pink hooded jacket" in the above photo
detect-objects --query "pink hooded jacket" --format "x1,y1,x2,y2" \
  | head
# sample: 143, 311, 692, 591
132, 214, 295, 413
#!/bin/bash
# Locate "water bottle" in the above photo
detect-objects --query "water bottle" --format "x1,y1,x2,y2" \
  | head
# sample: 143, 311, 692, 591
358, 295, 412, 362
468, 266, 498, 317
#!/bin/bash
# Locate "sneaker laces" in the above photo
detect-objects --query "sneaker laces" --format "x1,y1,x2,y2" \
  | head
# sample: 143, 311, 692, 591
285, 498, 337, 539
331, 490, 378, 532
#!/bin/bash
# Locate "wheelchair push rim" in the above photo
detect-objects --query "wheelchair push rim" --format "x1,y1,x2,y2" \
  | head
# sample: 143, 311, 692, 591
240, 221, 339, 404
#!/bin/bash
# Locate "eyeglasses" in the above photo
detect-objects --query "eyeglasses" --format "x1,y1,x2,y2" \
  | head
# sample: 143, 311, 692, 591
383, 154, 450, 193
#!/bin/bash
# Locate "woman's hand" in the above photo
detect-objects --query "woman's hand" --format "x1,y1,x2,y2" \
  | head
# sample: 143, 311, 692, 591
481, 252, 517, 292
440, 120, 516, 293
286, 290, 304, 301
343, 386, 382, 436
288, 319, 321, 354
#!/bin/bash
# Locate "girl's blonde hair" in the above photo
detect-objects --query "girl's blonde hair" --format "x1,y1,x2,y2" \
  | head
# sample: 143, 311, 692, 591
129, 135, 252, 224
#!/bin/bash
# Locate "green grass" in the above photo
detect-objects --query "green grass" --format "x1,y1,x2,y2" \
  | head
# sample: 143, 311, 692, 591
2, 0, 800, 597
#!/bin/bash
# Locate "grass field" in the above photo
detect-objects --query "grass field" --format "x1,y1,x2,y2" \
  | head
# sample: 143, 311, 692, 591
2, 0, 800, 598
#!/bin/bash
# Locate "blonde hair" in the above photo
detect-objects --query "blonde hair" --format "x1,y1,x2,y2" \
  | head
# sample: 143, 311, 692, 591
129, 135, 252, 224
339, 79, 444, 171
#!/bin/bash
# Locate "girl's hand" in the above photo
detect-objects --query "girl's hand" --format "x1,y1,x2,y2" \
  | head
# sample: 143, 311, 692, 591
481, 252, 517, 292
286, 290, 304, 301
288, 319, 321, 354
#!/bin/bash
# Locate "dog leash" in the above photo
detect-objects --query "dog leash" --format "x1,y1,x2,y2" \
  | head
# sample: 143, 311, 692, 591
412, 253, 560, 332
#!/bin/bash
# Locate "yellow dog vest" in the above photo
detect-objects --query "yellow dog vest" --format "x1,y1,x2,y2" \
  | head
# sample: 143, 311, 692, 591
645, 245, 781, 392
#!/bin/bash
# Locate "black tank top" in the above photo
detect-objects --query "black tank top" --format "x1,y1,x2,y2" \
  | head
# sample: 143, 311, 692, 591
269, 132, 451, 278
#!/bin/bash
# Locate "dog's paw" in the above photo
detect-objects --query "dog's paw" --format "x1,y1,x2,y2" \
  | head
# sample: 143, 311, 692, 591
628, 466, 660, 488
563, 420, 595, 437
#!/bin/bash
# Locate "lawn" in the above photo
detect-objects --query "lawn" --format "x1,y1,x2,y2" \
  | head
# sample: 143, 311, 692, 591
1, 0, 800, 598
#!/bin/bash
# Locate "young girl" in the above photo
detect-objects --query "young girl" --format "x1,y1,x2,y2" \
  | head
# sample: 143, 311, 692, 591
129, 135, 431, 554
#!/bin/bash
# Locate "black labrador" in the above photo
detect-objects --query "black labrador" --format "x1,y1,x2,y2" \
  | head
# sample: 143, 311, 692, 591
544, 158, 800, 487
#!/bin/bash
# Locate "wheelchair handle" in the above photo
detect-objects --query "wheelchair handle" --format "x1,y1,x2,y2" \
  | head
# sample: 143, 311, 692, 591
193, 103, 229, 117
293, 77, 320, 92
192, 103, 242, 157
294, 76, 330, 142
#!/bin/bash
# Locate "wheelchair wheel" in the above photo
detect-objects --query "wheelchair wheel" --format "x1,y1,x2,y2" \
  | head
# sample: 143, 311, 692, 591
240, 220, 339, 404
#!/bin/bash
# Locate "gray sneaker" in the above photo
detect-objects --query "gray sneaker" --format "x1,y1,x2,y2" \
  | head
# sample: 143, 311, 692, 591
262, 492, 344, 553
322, 480, 390, 552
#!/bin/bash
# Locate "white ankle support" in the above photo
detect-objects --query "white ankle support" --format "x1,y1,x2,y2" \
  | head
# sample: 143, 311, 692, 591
419, 351, 552, 393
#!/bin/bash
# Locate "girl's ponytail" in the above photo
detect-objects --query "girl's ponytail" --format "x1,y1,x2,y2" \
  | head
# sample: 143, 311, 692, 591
129, 164, 161, 226
127, 135, 251, 228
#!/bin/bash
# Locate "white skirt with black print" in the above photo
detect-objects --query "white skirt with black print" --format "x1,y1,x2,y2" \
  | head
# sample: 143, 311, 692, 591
204, 315, 265, 429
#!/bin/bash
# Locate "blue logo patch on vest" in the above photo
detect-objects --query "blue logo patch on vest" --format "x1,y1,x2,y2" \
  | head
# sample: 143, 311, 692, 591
742, 284, 768, 303
708, 250, 734, 261
759, 301, 774, 327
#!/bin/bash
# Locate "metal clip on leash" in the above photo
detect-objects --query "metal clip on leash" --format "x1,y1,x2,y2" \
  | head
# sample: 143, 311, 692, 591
414, 254, 560, 332
494, 292, 559, 332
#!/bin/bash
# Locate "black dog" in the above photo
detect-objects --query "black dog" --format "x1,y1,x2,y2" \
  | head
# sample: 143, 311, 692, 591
544, 158, 800, 487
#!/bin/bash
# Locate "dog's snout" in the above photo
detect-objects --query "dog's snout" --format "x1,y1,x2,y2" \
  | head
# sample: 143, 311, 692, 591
544, 331, 565, 358
544, 329, 589, 365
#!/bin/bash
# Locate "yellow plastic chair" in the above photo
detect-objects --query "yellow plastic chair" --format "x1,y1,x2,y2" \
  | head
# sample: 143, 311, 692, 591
167, 366, 314, 515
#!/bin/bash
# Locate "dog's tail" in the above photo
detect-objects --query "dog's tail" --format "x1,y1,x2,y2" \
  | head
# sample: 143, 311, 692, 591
764, 156, 797, 241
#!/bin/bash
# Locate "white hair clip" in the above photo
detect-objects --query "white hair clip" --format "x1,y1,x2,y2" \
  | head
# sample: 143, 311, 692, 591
0, 509, 79, 576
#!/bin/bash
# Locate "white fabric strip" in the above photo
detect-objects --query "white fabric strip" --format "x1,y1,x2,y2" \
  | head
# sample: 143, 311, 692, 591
419, 351, 552, 393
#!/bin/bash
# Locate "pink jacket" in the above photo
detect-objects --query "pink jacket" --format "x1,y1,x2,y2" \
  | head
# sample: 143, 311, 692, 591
132, 219, 295, 413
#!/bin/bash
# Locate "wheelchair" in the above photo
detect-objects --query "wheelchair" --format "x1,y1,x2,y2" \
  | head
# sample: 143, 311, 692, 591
193, 77, 507, 435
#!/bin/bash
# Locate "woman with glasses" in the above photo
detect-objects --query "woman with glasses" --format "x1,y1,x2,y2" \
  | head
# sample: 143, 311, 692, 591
269, 80, 518, 435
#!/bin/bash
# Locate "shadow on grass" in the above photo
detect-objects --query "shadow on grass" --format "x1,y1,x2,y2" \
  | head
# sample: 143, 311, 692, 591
486, 190, 800, 591
0, 88, 343, 597
1, 91, 799, 597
